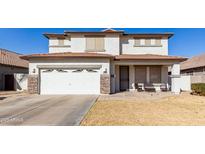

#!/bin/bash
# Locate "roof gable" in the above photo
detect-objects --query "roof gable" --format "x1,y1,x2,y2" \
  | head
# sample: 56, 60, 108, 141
0, 48, 28, 68
181, 53, 205, 70
101, 28, 121, 32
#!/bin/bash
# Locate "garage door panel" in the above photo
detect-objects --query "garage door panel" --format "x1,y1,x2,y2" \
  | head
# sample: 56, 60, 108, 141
40, 69, 100, 94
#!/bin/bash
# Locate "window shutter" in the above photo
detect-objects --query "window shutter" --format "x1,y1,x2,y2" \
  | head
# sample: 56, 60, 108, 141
58, 39, 64, 46
95, 37, 104, 50
155, 39, 161, 46
134, 39, 141, 46
145, 39, 151, 46
86, 37, 95, 50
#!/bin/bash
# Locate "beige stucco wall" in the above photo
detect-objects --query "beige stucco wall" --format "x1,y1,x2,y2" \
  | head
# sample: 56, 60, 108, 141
49, 34, 120, 55
115, 65, 120, 92
49, 34, 169, 56
110, 60, 116, 93
29, 58, 110, 75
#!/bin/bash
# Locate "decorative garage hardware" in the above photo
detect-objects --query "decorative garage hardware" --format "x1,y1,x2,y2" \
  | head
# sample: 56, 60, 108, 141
56, 69, 68, 72
72, 68, 98, 73
32, 68, 36, 73
42, 69, 54, 72
86, 69, 98, 72
42, 68, 99, 73
72, 69, 83, 73
103, 68, 107, 74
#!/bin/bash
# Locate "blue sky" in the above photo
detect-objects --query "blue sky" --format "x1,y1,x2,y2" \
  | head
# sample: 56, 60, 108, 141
0, 28, 205, 57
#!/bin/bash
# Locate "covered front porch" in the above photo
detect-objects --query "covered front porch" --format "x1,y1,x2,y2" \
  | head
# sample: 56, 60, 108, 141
110, 54, 186, 94
115, 65, 173, 92
115, 65, 170, 92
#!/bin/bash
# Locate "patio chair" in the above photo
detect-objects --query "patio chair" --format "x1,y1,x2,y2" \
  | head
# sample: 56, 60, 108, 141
136, 83, 145, 91
160, 83, 168, 91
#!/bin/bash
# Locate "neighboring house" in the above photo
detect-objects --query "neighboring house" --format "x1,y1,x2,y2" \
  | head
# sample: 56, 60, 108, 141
0, 48, 28, 91
21, 28, 187, 95
181, 53, 205, 83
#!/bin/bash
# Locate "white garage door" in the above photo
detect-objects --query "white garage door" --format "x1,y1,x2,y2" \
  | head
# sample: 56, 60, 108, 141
40, 68, 100, 94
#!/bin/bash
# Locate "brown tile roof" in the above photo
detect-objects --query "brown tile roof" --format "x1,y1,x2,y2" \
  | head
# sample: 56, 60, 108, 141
0, 48, 28, 68
44, 31, 173, 39
43, 33, 68, 39
64, 31, 124, 35
115, 54, 187, 61
44, 29, 174, 39
180, 53, 205, 70
21, 52, 187, 62
123, 33, 174, 38
21, 52, 114, 60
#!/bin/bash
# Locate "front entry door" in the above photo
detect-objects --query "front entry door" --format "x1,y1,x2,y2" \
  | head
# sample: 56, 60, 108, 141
120, 66, 129, 91
4, 74, 14, 90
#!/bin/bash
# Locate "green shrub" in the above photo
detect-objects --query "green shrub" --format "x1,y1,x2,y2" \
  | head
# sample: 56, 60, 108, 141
191, 83, 205, 96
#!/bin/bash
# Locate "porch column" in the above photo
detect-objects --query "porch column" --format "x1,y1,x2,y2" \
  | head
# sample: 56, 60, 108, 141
171, 63, 181, 94
161, 66, 169, 89
115, 65, 120, 92
146, 66, 150, 83
129, 65, 135, 90
110, 62, 115, 94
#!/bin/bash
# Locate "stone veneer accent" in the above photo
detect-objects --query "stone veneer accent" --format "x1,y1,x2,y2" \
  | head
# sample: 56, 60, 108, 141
28, 75, 38, 94
100, 74, 110, 94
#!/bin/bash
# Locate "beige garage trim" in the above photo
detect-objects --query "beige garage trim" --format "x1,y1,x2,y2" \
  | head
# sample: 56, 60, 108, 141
37, 65, 102, 69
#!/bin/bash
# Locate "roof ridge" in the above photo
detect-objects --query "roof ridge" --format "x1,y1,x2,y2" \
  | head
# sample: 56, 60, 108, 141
180, 53, 205, 70
0, 48, 22, 55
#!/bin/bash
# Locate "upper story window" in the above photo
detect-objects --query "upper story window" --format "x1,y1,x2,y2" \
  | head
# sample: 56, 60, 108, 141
86, 36, 105, 51
155, 39, 161, 46
58, 39, 64, 46
134, 39, 141, 46
145, 39, 151, 46
134, 38, 162, 47
49, 37, 71, 48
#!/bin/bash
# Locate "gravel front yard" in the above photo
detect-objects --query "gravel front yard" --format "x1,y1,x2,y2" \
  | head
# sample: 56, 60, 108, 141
81, 92, 205, 126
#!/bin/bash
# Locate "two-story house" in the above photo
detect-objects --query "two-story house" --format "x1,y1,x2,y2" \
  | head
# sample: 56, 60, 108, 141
21, 29, 187, 95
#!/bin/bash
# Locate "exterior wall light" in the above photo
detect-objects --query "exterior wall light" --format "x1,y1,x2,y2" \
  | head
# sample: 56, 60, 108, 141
103, 68, 107, 74
32, 68, 36, 73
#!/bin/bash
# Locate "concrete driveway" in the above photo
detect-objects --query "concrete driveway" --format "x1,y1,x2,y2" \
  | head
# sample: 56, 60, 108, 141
0, 94, 98, 126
